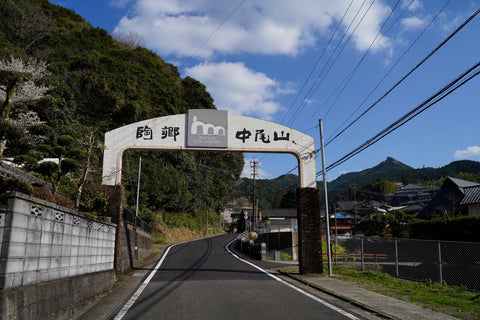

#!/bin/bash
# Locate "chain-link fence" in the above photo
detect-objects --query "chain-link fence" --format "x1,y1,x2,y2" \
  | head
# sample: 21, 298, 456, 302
332, 236, 480, 290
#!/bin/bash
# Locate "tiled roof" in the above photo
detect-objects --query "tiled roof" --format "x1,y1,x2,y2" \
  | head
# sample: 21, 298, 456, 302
400, 184, 426, 191
460, 186, 480, 205
448, 177, 480, 189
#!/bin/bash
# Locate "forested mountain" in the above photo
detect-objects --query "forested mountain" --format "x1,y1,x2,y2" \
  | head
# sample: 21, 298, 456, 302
234, 157, 480, 207
0, 0, 244, 222
232, 174, 298, 209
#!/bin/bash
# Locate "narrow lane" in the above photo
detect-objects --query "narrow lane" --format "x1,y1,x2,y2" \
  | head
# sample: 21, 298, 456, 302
117, 234, 362, 320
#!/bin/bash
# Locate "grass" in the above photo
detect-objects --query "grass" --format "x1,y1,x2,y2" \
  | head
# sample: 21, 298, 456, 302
281, 265, 480, 320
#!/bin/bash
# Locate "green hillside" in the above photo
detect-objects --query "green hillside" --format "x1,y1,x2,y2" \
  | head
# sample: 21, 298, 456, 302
233, 174, 299, 209
233, 157, 480, 207
0, 0, 244, 229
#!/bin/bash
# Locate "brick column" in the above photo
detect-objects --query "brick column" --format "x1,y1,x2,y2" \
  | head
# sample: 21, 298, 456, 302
297, 187, 323, 274
103, 185, 124, 275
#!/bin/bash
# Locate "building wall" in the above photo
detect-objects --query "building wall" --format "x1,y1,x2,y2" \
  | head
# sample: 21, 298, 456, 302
468, 203, 480, 216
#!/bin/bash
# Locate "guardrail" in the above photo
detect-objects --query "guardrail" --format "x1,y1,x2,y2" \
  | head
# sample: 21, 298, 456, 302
123, 208, 152, 234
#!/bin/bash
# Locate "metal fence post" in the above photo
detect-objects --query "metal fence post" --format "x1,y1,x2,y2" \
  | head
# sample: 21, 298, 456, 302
438, 240, 443, 284
395, 238, 399, 278
334, 235, 338, 266
361, 236, 364, 271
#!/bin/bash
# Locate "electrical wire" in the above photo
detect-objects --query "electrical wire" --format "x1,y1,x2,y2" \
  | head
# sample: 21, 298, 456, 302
320, 61, 480, 176
179, 0, 247, 69
321, 0, 402, 120
282, 0, 370, 126
325, 3, 478, 147
285, 0, 376, 127
279, 0, 355, 126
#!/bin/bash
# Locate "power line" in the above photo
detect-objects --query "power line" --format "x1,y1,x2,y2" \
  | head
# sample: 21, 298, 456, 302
320, 60, 480, 175
286, 0, 376, 126
283, 0, 371, 127
279, 0, 355, 125
179, 0, 247, 69
325, 0, 450, 145
321, 0, 402, 120
325, 3, 477, 147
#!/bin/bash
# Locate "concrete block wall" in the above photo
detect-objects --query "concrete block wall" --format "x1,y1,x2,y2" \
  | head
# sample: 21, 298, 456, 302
0, 192, 116, 290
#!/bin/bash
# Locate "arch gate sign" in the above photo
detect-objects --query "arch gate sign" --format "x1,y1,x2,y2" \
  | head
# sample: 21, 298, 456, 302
102, 109, 323, 274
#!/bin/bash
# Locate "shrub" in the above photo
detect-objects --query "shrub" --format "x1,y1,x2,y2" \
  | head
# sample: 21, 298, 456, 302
78, 184, 108, 216
0, 176, 33, 195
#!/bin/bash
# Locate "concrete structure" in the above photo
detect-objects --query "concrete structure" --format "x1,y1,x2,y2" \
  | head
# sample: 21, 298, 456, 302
102, 110, 322, 275
102, 111, 317, 188
0, 191, 116, 319
0, 192, 115, 290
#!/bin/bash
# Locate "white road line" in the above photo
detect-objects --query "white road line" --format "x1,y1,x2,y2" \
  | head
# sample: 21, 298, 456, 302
113, 244, 177, 320
225, 239, 361, 320
113, 236, 222, 319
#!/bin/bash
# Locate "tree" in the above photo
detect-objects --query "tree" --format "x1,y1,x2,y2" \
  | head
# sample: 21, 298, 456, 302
362, 179, 396, 202
356, 210, 411, 238
75, 131, 103, 210
0, 56, 51, 156
112, 30, 146, 49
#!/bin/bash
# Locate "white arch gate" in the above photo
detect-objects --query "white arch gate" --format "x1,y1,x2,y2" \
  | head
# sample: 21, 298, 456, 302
102, 109, 323, 274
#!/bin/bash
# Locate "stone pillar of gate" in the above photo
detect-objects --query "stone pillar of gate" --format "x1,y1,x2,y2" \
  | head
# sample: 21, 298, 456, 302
103, 184, 124, 275
297, 187, 323, 274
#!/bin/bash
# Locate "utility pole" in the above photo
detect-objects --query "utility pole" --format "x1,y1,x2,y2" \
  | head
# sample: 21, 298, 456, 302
319, 119, 332, 276
135, 156, 142, 229
250, 159, 259, 232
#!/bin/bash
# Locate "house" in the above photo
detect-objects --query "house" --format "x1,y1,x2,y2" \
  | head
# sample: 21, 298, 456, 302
333, 200, 388, 223
460, 186, 480, 216
389, 183, 437, 206
260, 208, 297, 232
418, 177, 480, 218
329, 212, 353, 237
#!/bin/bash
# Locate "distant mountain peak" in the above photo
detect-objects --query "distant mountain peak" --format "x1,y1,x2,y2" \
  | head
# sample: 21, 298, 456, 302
378, 157, 412, 169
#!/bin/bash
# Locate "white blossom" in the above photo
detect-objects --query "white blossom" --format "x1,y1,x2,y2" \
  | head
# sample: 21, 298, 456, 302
0, 56, 51, 103
7, 111, 48, 145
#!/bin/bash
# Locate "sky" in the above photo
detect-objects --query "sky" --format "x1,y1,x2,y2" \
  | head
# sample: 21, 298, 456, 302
49, 0, 480, 181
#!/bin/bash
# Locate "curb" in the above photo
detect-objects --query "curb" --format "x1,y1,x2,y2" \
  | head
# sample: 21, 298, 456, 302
277, 270, 394, 319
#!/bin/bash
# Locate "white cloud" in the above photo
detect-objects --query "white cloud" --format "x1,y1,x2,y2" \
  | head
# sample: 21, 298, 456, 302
401, 0, 422, 11
185, 62, 286, 118
109, 0, 134, 8
401, 16, 428, 30
113, 0, 394, 58
454, 146, 480, 159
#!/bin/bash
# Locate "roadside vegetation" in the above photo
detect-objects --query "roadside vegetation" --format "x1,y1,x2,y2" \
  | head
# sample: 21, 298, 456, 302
0, 0, 243, 241
282, 265, 480, 320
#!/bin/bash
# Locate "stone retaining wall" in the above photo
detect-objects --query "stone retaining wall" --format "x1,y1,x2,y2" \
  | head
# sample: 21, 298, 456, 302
0, 269, 114, 320
118, 222, 153, 273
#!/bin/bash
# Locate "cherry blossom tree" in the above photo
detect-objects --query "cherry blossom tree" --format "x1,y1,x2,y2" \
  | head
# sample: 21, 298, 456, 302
0, 56, 51, 156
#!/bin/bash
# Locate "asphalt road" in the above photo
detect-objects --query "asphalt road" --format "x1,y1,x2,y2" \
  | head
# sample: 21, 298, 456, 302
115, 234, 362, 320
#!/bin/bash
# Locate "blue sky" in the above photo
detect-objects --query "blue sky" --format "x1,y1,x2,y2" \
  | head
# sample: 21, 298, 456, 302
50, 0, 480, 181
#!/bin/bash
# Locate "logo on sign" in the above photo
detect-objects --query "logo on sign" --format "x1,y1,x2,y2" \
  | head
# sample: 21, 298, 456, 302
187, 109, 228, 148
